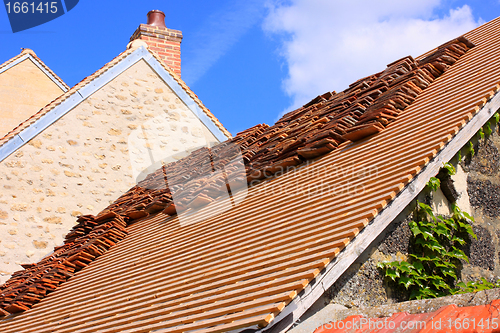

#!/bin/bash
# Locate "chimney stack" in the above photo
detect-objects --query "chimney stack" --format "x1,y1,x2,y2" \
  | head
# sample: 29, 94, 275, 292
130, 10, 183, 76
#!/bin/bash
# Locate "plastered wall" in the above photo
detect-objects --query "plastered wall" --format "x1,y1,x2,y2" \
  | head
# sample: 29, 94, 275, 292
0, 59, 219, 283
0, 58, 65, 138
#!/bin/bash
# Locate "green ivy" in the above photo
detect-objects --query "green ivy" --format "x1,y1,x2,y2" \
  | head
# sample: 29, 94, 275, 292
456, 278, 500, 293
468, 141, 475, 158
484, 122, 492, 137
442, 162, 456, 175
377, 201, 476, 300
379, 113, 500, 299
426, 177, 441, 192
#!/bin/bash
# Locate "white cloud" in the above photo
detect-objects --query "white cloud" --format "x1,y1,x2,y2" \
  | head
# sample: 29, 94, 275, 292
182, 0, 265, 85
264, 0, 481, 113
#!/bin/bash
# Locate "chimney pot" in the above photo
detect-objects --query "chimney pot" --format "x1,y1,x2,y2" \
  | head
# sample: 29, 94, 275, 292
131, 10, 182, 76
147, 10, 166, 28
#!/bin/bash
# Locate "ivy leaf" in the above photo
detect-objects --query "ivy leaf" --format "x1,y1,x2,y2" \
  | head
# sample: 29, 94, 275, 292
439, 266, 457, 279
398, 261, 413, 273
442, 162, 456, 175
458, 221, 476, 239
478, 127, 485, 140
386, 268, 400, 281
435, 223, 450, 238
399, 276, 414, 289
485, 122, 492, 136
426, 177, 441, 192
431, 277, 450, 290
413, 261, 424, 273
469, 141, 475, 157
443, 217, 457, 229
452, 235, 466, 245
461, 211, 475, 223
494, 112, 500, 123
409, 221, 421, 237
416, 238, 445, 254
448, 247, 469, 263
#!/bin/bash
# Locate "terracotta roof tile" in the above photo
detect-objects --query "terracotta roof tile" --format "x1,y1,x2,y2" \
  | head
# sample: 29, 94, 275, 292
0, 16, 499, 333
0, 35, 475, 318
314, 299, 500, 333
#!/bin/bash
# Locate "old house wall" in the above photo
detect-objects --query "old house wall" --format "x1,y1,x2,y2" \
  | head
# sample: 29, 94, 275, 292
0, 58, 65, 138
0, 59, 219, 283
299, 120, 500, 317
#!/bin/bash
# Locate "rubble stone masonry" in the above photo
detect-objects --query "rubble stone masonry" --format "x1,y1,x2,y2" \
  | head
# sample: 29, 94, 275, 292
0, 59, 218, 283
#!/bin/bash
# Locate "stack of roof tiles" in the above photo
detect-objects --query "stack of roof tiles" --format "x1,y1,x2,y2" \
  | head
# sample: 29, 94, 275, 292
0, 36, 474, 317
0, 214, 127, 315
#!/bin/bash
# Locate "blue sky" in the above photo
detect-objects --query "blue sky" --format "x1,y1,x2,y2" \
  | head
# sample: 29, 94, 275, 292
1, 0, 499, 135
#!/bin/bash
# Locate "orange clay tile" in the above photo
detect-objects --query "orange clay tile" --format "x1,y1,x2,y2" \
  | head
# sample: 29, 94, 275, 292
0, 16, 500, 333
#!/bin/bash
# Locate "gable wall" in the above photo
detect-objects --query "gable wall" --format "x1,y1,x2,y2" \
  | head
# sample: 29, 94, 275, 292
0, 58, 65, 138
0, 59, 219, 283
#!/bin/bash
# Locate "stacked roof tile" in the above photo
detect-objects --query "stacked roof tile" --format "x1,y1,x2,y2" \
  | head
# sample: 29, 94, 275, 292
0, 16, 499, 333
0, 213, 127, 314
0, 36, 474, 316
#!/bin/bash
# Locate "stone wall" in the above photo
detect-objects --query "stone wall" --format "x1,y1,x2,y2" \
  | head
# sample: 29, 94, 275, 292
300, 121, 500, 316
0, 59, 220, 283
0, 56, 65, 138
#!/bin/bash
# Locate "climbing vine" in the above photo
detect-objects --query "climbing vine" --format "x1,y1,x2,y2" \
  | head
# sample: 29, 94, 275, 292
377, 200, 476, 300
378, 112, 500, 300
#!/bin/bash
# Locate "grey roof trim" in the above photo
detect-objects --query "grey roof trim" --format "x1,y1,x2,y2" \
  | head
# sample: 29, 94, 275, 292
0, 46, 228, 162
143, 53, 228, 142
0, 53, 68, 92
254, 92, 500, 333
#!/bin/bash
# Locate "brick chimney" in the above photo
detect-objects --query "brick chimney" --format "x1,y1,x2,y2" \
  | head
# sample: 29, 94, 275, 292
130, 10, 183, 76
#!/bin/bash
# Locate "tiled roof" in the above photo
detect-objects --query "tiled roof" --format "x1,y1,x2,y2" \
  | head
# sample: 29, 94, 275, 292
0, 16, 500, 333
314, 299, 500, 333
0, 45, 231, 151
0, 49, 69, 91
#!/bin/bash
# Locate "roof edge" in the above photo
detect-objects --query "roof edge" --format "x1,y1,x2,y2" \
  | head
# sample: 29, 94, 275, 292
0, 46, 230, 162
256, 87, 500, 333
0, 51, 69, 92
145, 48, 232, 139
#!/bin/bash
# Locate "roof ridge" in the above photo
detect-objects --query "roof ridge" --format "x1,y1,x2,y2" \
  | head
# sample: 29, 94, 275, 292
146, 49, 232, 138
0, 46, 231, 153
0, 48, 135, 147
0, 49, 69, 90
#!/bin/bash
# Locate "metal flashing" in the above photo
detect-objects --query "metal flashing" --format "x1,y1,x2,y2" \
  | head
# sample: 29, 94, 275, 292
0, 54, 29, 75
77, 47, 147, 99
0, 54, 68, 92
0, 135, 24, 162
259, 91, 500, 333
143, 52, 229, 142
0, 46, 228, 163
18, 93, 84, 142
26, 55, 68, 92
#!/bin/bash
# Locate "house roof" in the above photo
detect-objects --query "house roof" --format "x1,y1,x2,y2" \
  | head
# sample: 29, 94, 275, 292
314, 299, 500, 333
0, 43, 231, 162
1, 16, 500, 333
0, 48, 69, 92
